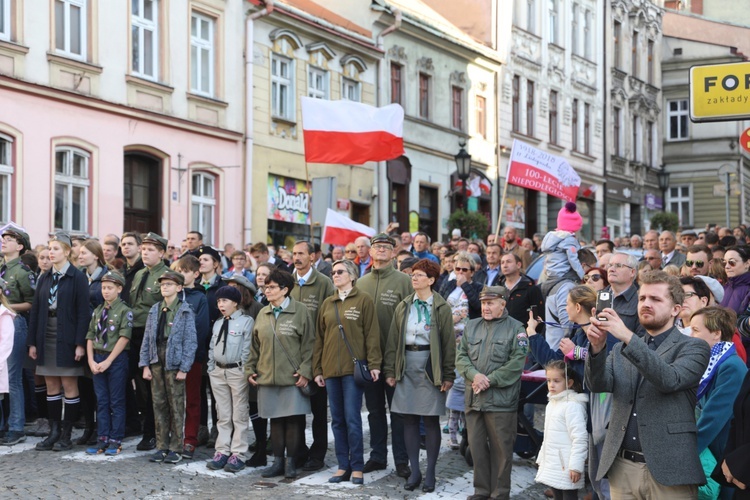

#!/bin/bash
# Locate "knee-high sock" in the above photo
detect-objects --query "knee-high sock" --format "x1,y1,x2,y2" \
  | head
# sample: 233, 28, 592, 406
47, 393, 63, 421
63, 396, 81, 423
36, 385, 48, 419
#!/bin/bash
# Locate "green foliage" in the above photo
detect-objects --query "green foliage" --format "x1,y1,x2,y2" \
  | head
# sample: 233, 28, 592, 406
649, 212, 679, 232
447, 209, 490, 241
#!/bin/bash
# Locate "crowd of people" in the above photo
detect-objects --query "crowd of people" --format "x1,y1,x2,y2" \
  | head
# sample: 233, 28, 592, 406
0, 206, 749, 500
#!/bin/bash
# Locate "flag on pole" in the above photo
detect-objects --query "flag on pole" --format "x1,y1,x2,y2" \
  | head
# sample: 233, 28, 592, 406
301, 97, 404, 165
507, 140, 581, 202
322, 208, 376, 246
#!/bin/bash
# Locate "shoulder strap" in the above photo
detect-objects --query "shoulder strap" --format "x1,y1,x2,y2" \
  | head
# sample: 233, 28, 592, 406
334, 302, 358, 362
269, 316, 301, 373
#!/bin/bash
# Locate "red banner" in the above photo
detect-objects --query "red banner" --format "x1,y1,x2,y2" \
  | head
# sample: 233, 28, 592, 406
507, 140, 581, 202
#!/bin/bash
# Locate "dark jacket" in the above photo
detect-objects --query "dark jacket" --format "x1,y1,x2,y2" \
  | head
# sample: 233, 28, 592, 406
28, 265, 90, 367
721, 271, 750, 314
501, 274, 545, 327
711, 370, 750, 495
180, 287, 211, 363
439, 279, 482, 320
85, 266, 107, 314
120, 257, 144, 307
200, 274, 226, 324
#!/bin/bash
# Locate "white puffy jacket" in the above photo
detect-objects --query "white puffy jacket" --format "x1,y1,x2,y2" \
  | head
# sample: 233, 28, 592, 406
535, 390, 589, 490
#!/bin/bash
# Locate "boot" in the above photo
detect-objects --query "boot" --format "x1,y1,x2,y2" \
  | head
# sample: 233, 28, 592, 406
35, 420, 61, 451
245, 450, 267, 467
284, 457, 298, 478
261, 456, 285, 478
52, 421, 74, 451
75, 427, 95, 446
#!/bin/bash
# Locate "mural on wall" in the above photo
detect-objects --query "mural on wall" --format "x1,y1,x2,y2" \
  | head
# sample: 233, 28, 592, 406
267, 175, 311, 225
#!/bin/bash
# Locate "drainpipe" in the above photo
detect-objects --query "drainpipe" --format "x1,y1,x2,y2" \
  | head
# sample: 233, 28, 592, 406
375, 9, 401, 231
243, 0, 274, 246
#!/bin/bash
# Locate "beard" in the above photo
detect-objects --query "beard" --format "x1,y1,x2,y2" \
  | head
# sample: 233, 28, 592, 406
638, 307, 675, 332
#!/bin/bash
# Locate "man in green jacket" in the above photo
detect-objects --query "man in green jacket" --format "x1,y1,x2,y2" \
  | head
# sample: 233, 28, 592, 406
456, 285, 528, 500
357, 233, 413, 477
290, 240, 334, 471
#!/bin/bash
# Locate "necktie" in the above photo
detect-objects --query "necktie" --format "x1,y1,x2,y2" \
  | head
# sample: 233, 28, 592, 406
0, 264, 6, 278
662, 255, 668, 266
135, 269, 150, 301
272, 306, 282, 318
156, 306, 168, 343
49, 273, 61, 306
218, 317, 230, 355
97, 307, 110, 348
298, 278, 306, 287
415, 299, 431, 325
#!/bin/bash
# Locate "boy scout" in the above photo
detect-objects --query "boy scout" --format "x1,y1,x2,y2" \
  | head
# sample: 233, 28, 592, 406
85, 271, 132, 455
0, 226, 35, 446
129, 232, 169, 451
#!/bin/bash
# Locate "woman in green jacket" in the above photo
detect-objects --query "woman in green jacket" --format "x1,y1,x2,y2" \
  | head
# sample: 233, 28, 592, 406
314, 259, 381, 484
246, 269, 314, 479
384, 259, 456, 493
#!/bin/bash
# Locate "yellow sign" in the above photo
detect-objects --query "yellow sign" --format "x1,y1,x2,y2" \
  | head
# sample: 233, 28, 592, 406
690, 62, 750, 122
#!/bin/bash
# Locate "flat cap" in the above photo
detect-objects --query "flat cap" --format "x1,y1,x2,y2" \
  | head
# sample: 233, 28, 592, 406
681, 229, 697, 237
158, 270, 185, 285
50, 232, 72, 248
225, 274, 257, 294
479, 285, 509, 301
142, 232, 168, 250
400, 256, 419, 272
197, 245, 222, 263
371, 233, 395, 246
101, 270, 126, 287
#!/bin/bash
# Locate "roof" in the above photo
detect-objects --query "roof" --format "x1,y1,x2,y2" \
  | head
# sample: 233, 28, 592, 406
274, 0, 372, 39
663, 11, 750, 58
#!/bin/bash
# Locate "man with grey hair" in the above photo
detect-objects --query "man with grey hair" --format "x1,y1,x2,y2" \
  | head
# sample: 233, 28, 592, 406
331, 245, 345, 261
643, 249, 662, 270
629, 234, 643, 250
643, 230, 659, 250
605, 252, 641, 333
659, 231, 686, 268
354, 236, 372, 276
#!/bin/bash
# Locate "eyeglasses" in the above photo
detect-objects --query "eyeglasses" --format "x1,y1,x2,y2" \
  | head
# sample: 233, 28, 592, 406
607, 263, 633, 270
683, 291, 699, 300
724, 259, 739, 267
454, 267, 471, 272
264, 285, 281, 291
332, 269, 349, 276
411, 273, 428, 279
372, 244, 392, 251
685, 260, 704, 268
583, 274, 602, 283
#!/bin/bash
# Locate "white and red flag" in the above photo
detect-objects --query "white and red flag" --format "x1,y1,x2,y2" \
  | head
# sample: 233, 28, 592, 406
507, 140, 581, 202
301, 97, 404, 165
322, 208, 376, 246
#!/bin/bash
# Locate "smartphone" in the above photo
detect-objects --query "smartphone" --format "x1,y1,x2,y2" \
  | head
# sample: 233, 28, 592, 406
595, 291, 612, 321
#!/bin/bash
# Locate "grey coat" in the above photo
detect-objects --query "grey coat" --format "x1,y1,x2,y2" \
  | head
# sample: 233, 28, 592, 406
585, 326, 710, 486
139, 300, 198, 373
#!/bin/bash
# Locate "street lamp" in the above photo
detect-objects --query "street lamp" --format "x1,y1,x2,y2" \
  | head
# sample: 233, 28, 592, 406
455, 140, 472, 202
657, 164, 670, 213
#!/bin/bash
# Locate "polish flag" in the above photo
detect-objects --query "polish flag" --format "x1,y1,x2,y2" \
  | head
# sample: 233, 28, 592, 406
507, 139, 581, 202
322, 208, 376, 246
301, 97, 404, 165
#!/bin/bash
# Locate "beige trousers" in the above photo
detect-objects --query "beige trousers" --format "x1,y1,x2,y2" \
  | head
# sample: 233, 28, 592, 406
209, 366, 250, 458
608, 455, 698, 500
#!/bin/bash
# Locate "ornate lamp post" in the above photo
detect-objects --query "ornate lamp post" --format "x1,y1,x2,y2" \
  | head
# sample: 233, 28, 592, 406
455, 140, 472, 203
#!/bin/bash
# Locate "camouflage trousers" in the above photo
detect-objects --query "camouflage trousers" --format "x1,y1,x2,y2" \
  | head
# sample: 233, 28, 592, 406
150, 343, 185, 452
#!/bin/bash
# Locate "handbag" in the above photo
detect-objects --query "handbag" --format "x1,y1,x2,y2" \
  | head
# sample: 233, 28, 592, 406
269, 316, 318, 397
334, 304, 373, 387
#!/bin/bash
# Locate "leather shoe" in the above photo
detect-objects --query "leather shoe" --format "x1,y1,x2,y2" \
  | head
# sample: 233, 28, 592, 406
404, 473, 422, 491
422, 483, 435, 493
302, 457, 325, 471
362, 459, 387, 473
395, 463, 411, 478
351, 473, 364, 485
136, 437, 156, 451
328, 470, 351, 483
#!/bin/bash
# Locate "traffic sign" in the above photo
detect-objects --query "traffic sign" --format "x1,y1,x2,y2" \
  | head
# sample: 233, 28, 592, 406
690, 62, 750, 122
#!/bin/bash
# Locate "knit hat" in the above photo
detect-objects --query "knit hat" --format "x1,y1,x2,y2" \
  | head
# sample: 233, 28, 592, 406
556, 202, 583, 232
215, 285, 241, 305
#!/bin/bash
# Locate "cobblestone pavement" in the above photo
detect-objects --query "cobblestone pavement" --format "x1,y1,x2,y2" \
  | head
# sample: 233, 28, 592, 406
0, 412, 566, 500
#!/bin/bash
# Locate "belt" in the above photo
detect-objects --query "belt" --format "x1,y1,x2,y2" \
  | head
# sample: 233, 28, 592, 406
405, 344, 430, 351
93, 349, 110, 356
216, 361, 242, 369
619, 449, 646, 463
48, 310, 58, 317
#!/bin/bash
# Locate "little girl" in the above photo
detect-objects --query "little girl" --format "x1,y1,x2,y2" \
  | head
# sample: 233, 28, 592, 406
535, 360, 588, 500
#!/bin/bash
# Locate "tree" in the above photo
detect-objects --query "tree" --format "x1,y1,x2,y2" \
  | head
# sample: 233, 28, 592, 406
447, 209, 490, 241
649, 212, 679, 232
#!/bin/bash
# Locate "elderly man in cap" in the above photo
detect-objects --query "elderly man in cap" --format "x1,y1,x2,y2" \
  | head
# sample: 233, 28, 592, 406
680, 229, 697, 248
129, 232, 170, 451
456, 286, 528, 500
357, 233, 414, 477
0, 225, 35, 445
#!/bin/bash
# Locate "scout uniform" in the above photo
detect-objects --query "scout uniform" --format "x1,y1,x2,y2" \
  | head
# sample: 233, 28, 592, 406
85, 271, 132, 455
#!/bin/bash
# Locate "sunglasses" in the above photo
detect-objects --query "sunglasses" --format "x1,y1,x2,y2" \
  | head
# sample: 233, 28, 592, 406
583, 274, 602, 283
685, 260, 704, 268
332, 269, 349, 276
345, 250, 357, 254
454, 267, 471, 272
723, 259, 739, 267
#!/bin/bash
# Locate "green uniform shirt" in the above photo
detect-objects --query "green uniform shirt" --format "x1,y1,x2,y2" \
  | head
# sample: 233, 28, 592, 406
1, 257, 35, 305
86, 298, 133, 351
130, 261, 168, 328
291, 267, 334, 321
159, 298, 181, 339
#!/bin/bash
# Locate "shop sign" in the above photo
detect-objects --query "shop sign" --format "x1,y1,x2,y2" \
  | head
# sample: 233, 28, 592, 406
690, 62, 750, 122
606, 180, 637, 203
268, 175, 310, 225
644, 193, 663, 210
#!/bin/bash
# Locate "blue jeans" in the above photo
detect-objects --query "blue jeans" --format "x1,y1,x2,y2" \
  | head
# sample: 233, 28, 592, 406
363, 374, 407, 465
5, 316, 27, 432
92, 351, 129, 441
326, 375, 364, 471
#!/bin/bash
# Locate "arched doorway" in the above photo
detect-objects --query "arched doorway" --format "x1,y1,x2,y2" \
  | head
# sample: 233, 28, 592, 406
124, 152, 161, 234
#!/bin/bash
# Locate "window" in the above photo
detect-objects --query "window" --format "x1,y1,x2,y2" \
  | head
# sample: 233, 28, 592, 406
390, 63, 402, 105
647, 39, 655, 84
307, 67, 328, 99
476, 95, 486, 138
613, 106, 621, 156
452, 85, 464, 130
571, 4, 579, 54
572, 98, 579, 150
271, 54, 293, 119
548, 0, 558, 45
342, 78, 360, 102
632, 116, 640, 162
512, 75, 521, 132
0, 134, 13, 223
527, 0, 535, 33
54, 147, 89, 232
131, 0, 158, 80
190, 12, 215, 96
526, 80, 535, 136
583, 10, 592, 59
669, 185, 692, 226
647, 121, 654, 166
192, 172, 216, 245
549, 90, 558, 144
0, 0, 10, 41
613, 21, 621, 69
55, 0, 87, 60
583, 102, 590, 154
667, 99, 689, 140
419, 73, 430, 119
632, 31, 639, 77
